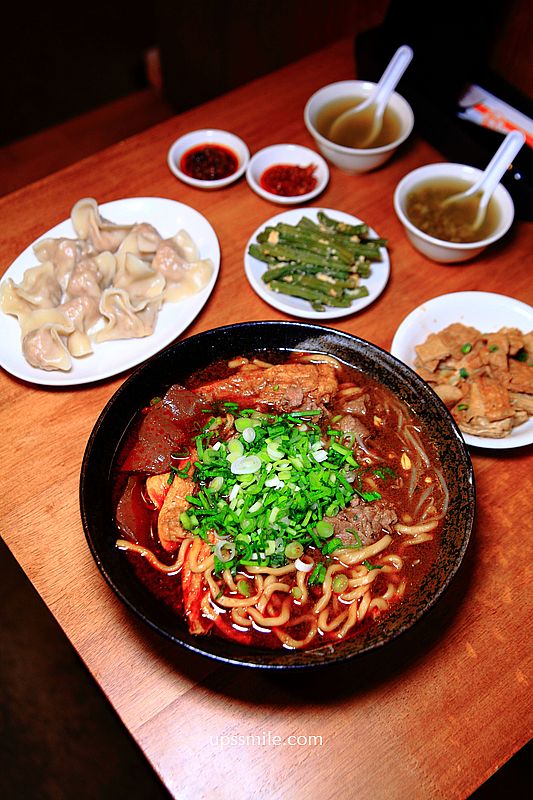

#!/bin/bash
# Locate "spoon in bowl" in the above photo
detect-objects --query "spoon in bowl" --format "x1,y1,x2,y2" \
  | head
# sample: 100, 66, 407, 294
328, 44, 413, 148
440, 129, 525, 230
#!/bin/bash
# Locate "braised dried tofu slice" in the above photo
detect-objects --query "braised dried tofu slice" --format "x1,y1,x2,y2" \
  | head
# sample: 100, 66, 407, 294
156, 473, 196, 551
468, 377, 515, 422
146, 473, 170, 508
414, 333, 451, 372
459, 416, 515, 438
507, 359, 533, 394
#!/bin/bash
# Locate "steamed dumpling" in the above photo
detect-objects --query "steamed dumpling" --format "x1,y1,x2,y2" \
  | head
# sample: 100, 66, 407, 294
61, 295, 101, 357
33, 237, 92, 290
152, 236, 213, 300
71, 198, 133, 252
66, 252, 116, 299
95, 288, 161, 342
5, 262, 62, 308
23, 325, 73, 371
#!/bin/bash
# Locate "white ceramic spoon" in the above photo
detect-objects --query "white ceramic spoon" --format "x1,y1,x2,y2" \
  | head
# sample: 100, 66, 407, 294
328, 45, 413, 147
441, 129, 525, 230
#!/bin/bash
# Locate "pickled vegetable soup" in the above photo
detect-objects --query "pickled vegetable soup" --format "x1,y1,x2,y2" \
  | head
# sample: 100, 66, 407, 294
405, 178, 500, 243
316, 96, 402, 149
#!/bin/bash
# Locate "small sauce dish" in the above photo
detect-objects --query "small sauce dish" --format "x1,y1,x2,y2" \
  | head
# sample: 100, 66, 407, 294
167, 129, 250, 189
246, 143, 329, 204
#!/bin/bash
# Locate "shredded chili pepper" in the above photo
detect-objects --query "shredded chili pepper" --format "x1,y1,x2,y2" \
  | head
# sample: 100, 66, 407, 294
260, 163, 317, 196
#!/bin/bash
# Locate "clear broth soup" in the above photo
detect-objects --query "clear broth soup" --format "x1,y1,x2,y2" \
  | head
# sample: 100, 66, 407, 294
405, 178, 500, 243
316, 96, 403, 149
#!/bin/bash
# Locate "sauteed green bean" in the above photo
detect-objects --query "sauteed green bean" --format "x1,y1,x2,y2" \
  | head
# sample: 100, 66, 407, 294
248, 211, 387, 311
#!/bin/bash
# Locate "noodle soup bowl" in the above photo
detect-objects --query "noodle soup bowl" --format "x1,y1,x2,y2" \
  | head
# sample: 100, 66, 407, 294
80, 321, 475, 669
393, 162, 515, 263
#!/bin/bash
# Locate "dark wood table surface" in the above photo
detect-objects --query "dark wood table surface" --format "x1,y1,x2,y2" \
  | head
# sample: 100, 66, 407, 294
1, 37, 532, 800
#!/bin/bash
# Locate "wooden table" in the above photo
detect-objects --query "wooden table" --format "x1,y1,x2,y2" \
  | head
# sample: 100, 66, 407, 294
1, 38, 532, 800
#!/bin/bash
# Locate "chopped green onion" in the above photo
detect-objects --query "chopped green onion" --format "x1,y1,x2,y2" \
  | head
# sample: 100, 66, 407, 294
315, 520, 335, 539
285, 541, 304, 559
457, 403, 469, 411
363, 560, 383, 571
346, 528, 362, 548
461, 343, 472, 354
459, 368, 469, 379
332, 574, 349, 593
308, 563, 327, 586
214, 541, 236, 563
322, 537, 343, 555
237, 579, 251, 597
230, 454, 262, 475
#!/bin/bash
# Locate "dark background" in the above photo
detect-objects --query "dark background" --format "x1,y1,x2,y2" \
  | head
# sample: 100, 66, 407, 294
2, 0, 530, 146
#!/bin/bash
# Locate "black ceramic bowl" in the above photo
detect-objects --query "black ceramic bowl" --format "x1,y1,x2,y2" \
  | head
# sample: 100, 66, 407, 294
80, 321, 475, 669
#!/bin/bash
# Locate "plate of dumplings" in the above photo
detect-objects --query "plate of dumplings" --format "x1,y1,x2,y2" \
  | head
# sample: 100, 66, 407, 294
0, 197, 220, 385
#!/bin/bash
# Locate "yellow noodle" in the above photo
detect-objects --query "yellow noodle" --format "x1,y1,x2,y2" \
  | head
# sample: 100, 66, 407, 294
231, 608, 252, 628
369, 597, 389, 612
227, 357, 249, 368
336, 534, 392, 566
313, 564, 345, 615
341, 583, 373, 603
357, 590, 372, 622
257, 581, 290, 613
115, 538, 185, 574
223, 569, 238, 592
381, 581, 396, 601
273, 618, 319, 649
187, 537, 216, 573
346, 570, 379, 589
252, 358, 273, 368
247, 598, 292, 627
297, 353, 341, 368
402, 533, 434, 546
318, 607, 349, 632
395, 520, 438, 535
337, 386, 364, 398
337, 596, 361, 637
380, 553, 403, 571
205, 568, 221, 599
246, 564, 296, 576
296, 570, 309, 604
216, 592, 264, 609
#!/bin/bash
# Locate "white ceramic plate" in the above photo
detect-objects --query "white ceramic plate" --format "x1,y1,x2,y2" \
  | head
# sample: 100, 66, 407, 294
0, 197, 220, 386
390, 291, 533, 449
246, 143, 329, 205
244, 207, 390, 320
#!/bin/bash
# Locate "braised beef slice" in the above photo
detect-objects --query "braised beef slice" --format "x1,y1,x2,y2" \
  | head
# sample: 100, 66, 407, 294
121, 385, 210, 473
326, 496, 397, 547
116, 474, 144, 542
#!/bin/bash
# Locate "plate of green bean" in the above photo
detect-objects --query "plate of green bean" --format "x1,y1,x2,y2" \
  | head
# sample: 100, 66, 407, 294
244, 208, 390, 319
